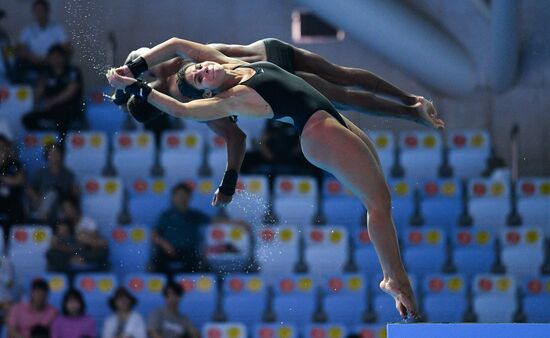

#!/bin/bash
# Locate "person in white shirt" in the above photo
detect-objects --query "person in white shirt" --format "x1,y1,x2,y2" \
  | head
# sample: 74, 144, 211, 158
102, 287, 146, 338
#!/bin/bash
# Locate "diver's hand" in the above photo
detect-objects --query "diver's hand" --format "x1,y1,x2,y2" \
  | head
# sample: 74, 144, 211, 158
212, 189, 233, 207
106, 68, 137, 90
115, 65, 134, 78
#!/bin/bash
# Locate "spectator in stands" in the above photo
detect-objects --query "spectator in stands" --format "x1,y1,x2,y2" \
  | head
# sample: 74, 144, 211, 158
102, 287, 146, 338
7, 279, 57, 338
59, 196, 109, 270
51, 289, 95, 338
29, 326, 50, 338
0, 134, 25, 241
152, 183, 210, 273
22, 44, 84, 134
0, 9, 15, 84
148, 281, 199, 338
26, 142, 78, 224
46, 220, 78, 272
0, 255, 16, 334
15, 0, 69, 83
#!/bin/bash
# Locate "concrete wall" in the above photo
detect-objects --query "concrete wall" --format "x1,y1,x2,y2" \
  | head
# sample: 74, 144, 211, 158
2, 0, 549, 175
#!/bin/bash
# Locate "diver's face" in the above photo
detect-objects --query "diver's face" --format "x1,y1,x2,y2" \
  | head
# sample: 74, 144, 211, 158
184, 61, 225, 90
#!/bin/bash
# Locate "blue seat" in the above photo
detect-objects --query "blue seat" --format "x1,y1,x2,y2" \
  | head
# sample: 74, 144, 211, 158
206, 131, 228, 182
86, 101, 126, 136
521, 276, 550, 323
74, 273, 118, 329
402, 227, 446, 278
226, 175, 269, 226
372, 274, 417, 323
399, 131, 442, 180
17, 132, 58, 176
273, 176, 319, 225
322, 178, 364, 230
123, 273, 166, 319
302, 324, 348, 338
304, 226, 348, 279
205, 223, 251, 272
517, 178, 550, 236
255, 226, 300, 282
222, 274, 267, 329
188, 177, 219, 218
419, 179, 462, 229
472, 274, 517, 322
30, 273, 69, 310
175, 274, 217, 328
81, 177, 123, 236
353, 228, 380, 276
467, 178, 510, 227
253, 324, 297, 338
365, 130, 395, 177
447, 130, 490, 180
112, 131, 155, 187
500, 227, 544, 280
202, 323, 247, 338
321, 274, 367, 327
272, 275, 317, 328
109, 226, 151, 277
354, 324, 387, 338
451, 227, 495, 277
388, 179, 414, 228
9, 225, 51, 282
422, 274, 467, 322
64, 132, 108, 179
127, 177, 170, 227
160, 131, 204, 186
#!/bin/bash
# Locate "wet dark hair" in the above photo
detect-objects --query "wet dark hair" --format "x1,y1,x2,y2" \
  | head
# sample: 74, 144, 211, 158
172, 182, 193, 196
33, 0, 50, 12
163, 281, 184, 298
176, 63, 205, 100
126, 95, 163, 123
31, 278, 50, 293
108, 287, 137, 311
62, 289, 86, 316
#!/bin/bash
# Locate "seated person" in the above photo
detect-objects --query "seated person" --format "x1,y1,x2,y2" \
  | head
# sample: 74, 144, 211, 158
51, 289, 96, 338
152, 183, 210, 273
0, 134, 25, 240
102, 287, 146, 338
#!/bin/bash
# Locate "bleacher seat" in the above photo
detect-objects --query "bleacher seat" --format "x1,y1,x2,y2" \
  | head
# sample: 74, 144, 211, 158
86, 99, 126, 136
303, 324, 348, 338
18, 132, 57, 176
388, 179, 414, 228
365, 130, 395, 177
202, 323, 247, 338
472, 274, 517, 322
226, 175, 270, 226
354, 324, 387, 338
255, 226, 300, 281
175, 274, 217, 328
124, 273, 166, 319
81, 177, 123, 236
448, 130, 490, 179
322, 274, 367, 326
419, 179, 462, 229
402, 227, 446, 278
521, 276, 550, 323
0, 85, 33, 136
205, 223, 251, 272
9, 225, 51, 281
253, 324, 297, 338
372, 274, 417, 323
160, 131, 204, 186
452, 227, 496, 277
273, 176, 318, 225
64, 132, 108, 179
127, 177, 170, 227
322, 178, 364, 231
272, 275, 317, 328
30, 273, 68, 309
399, 131, 442, 180
222, 274, 267, 328
468, 178, 510, 227
353, 228, 380, 276
235, 116, 265, 145
109, 226, 150, 277
304, 226, 348, 278
112, 131, 155, 186
517, 178, 550, 236
500, 227, 544, 279
422, 274, 467, 322
75, 273, 118, 328
206, 131, 227, 181
188, 177, 219, 218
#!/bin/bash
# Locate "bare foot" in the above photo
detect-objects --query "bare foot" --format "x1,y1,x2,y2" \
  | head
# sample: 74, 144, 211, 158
414, 96, 445, 129
379, 276, 419, 319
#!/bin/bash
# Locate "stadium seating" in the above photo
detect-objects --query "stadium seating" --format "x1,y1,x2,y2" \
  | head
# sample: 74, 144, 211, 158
388, 179, 415, 228
272, 275, 317, 328
74, 273, 118, 328
0, 85, 33, 137
472, 274, 517, 322
422, 274, 467, 322
521, 276, 550, 323
273, 176, 318, 225
353, 228, 380, 276
81, 177, 123, 236
112, 131, 155, 186
365, 130, 395, 176
127, 177, 170, 227
124, 273, 167, 319
321, 274, 367, 326
9, 225, 51, 282
205, 223, 251, 272
253, 324, 297, 338
188, 177, 220, 218
226, 175, 270, 226
451, 227, 496, 277
419, 179, 462, 229
202, 323, 247, 338
175, 274, 217, 328
255, 226, 300, 281
304, 226, 348, 278
64, 132, 108, 179
467, 178, 510, 227
160, 131, 205, 186
354, 324, 387, 338
399, 131, 442, 180
372, 274, 417, 323
222, 274, 268, 328
205, 131, 228, 181
500, 227, 544, 279
322, 178, 364, 231
109, 226, 151, 276
447, 130, 491, 179
302, 324, 348, 338
402, 227, 446, 278
86, 99, 126, 136
517, 178, 550, 235
18, 132, 58, 176
31, 273, 68, 309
